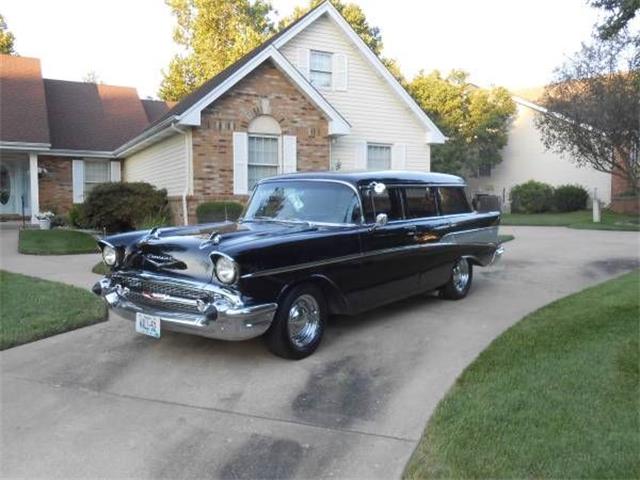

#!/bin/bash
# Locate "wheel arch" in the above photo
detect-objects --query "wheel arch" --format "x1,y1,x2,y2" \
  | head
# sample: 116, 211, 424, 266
276, 274, 349, 315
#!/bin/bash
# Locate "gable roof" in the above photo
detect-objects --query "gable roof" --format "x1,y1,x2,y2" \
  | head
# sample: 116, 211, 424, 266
0, 55, 50, 146
0, 53, 173, 154
272, 1, 446, 143
125, 0, 444, 154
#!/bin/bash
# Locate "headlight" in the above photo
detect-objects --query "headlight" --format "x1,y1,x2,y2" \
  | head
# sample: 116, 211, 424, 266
214, 255, 238, 284
102, 245, 117, 266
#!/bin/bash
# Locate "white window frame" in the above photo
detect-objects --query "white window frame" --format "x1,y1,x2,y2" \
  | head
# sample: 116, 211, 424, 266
248, 134, 281, 190
309, 50, 333, 89
83, 159, 111, 195
367, 143, 392, 170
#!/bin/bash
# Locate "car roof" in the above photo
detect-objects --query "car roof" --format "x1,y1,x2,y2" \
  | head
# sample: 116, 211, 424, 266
262, 170, 466, 187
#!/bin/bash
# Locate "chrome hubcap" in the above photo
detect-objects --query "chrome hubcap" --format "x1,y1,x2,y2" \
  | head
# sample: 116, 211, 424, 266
288, 294, 321, 348
452, 258, 470, 292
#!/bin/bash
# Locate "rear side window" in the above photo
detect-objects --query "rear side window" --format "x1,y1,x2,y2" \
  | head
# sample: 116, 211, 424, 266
438, 187, 471, 215
403, 187, 438, 219
363, 187, 404, 223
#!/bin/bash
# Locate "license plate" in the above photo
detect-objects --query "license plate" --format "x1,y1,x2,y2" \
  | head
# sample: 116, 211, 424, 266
135, 312, 161, 338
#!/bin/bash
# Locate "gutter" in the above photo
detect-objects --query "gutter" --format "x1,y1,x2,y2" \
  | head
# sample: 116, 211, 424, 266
114, 116, 179, 158
170, 124, 192, 226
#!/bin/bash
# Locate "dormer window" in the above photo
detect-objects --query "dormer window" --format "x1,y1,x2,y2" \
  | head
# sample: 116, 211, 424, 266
310, 50, 333, 88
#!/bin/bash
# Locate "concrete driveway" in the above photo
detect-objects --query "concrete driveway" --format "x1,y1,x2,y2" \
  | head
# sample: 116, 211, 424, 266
1, 226, 638, 479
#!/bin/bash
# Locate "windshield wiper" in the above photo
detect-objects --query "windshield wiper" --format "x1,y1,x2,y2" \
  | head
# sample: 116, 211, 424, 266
245, 216, 310, 226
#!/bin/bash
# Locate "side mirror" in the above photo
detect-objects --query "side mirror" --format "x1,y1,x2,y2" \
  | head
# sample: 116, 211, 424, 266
373, 213, 388, 229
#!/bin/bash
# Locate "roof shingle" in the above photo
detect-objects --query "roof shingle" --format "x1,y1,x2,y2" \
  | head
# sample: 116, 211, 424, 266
0, 54, 50, 144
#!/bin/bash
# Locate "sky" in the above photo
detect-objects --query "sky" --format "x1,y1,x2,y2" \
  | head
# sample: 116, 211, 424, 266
2, 0, 605, 98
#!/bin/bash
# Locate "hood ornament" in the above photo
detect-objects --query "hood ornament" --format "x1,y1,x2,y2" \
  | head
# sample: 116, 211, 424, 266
210, 233, 222, 245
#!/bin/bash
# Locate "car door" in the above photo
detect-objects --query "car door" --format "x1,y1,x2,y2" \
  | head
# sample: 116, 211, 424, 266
350, 185, 421, 312
400, 186, 455, 291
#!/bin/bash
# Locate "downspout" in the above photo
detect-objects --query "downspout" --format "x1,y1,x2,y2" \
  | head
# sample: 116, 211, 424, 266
170, 124, 191, 226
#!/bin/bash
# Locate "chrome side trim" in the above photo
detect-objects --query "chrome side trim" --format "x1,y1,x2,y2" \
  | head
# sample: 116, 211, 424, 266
440, 226, 499, 245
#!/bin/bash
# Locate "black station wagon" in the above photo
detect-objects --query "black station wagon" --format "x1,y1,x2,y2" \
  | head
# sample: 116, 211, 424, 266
94, 171, 502, 359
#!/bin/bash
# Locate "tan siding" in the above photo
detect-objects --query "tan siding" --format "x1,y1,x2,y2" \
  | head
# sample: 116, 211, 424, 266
280, 14, 431, 171
123, 134, 188, 196
467, 103, 612, 206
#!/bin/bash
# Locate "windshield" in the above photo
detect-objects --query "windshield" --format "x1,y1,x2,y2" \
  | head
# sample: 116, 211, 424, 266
243, 181, 361, 225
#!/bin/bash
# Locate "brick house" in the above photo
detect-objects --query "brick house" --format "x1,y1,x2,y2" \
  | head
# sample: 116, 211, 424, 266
0, 1, 445, 224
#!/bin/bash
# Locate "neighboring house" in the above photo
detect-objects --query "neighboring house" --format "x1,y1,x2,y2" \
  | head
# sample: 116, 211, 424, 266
467, 88, 613, 210
0, 54, 173, 221
0, 1, 445, 225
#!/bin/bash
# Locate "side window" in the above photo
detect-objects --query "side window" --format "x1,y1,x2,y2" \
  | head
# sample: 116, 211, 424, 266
362, 187, 403, 223
403, 187, 438, 219
438, 187, 471, 215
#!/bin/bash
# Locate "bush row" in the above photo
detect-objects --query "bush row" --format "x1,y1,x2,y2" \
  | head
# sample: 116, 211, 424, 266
510, 181, 589, 213
70, 182, 171, 233
66, 182, 245, 233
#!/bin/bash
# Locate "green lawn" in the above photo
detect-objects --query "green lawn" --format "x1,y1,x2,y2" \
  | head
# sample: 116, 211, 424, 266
501, 210, 640, 231
404, 270, 640, 479
19, 229, 98, 254
0, 270, 107, 350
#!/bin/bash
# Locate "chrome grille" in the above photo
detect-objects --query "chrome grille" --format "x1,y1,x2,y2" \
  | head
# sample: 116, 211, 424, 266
111, 274, 212, 314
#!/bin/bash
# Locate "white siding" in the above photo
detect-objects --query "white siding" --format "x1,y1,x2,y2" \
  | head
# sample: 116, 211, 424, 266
279, 15, 431, 172
123, 134, 188, 196
467, 102, 612, 206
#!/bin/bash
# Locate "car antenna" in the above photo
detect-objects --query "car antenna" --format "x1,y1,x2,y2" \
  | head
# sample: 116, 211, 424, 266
224, 203, 228, 222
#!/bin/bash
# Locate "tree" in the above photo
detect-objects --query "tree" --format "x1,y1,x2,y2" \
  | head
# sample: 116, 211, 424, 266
83, 70, 101, 84
409, 70, 516, 176
278, 0, 406, 84
0, 14, 16, 55
158, 0, 275, 101
535, 35, 639, 194
589, 0, 640, 40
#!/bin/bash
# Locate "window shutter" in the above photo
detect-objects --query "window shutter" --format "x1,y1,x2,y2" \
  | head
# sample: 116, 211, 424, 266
355, 142, 367, 170
72, 159, 85, 203
298, 48, 310, 78
233, 132, 249, 195
391, 144, 407, 170
282, 135, 297, 173
332, 53, 348, 91
110, 161, 121, 182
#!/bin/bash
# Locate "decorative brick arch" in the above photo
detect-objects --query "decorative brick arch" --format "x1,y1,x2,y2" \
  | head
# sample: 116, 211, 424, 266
185, 61, 331, 223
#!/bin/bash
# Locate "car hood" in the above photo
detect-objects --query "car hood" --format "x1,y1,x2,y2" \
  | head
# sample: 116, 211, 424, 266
113, 221, 320, 282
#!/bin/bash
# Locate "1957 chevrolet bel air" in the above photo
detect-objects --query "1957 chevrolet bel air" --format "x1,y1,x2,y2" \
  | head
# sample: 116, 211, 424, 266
93, 171, 502, 359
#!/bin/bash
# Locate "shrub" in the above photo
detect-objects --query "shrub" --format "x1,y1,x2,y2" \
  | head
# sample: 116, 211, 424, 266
68, 204, 90, 229
510, 180, 555, 213
196, 201, 245, 223
83, 182, 170, 233
554, 184, 589, 212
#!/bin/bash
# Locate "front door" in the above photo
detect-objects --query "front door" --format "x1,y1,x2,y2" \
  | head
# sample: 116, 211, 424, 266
0, 156, 29, 215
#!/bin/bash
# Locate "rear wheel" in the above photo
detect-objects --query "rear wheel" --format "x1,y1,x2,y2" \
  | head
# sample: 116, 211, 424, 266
440, 257, 473, 300
265, 284, 326, 359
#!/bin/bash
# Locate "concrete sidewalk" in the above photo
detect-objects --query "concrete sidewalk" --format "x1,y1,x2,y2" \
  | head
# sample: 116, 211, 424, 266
1, 226, 639, 479
0, 226, 101, 289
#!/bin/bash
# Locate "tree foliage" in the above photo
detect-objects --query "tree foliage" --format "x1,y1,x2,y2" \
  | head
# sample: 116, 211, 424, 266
535, 35, 640, 192
0, 14, 16, 55
409, 70, 516, 176
589, 0, 640, 40
158, 0, 275, 101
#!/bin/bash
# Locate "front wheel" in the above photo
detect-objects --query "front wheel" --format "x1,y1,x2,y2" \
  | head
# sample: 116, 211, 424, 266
264, 284, 326, 359
440, 257, 473, 300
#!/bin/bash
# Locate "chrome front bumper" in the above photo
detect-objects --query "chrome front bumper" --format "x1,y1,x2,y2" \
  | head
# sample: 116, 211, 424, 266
93, 274, 277, 341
